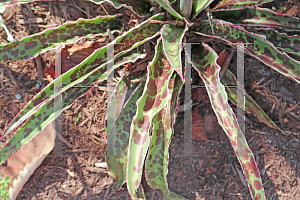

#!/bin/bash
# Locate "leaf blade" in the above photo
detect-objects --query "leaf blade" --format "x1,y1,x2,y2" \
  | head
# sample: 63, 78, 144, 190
191, 43, 266, 200
126, 38, 174, 199
0, 15, 123, 61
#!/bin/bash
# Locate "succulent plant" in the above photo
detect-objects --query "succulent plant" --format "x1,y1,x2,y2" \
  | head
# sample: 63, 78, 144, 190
0, 0, 300, 199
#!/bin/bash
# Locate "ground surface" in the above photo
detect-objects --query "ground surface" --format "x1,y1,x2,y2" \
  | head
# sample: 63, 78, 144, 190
0, 0, 300, 199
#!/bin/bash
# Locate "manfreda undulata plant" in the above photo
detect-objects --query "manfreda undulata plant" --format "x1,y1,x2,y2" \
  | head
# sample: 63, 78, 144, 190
0, 0, 300, 199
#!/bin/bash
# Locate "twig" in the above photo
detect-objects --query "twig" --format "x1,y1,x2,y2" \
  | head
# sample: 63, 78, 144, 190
1, 65, 22, 88
56, 131, 73, 148
66, 149, 94, 152
17, 66, 28, 81
71, 4, 91, 18
100, 3, 109, 16
0, 68, 4, 88
104, 182, 117, 200
284, 102, 300, 115
289, 112, 300, 121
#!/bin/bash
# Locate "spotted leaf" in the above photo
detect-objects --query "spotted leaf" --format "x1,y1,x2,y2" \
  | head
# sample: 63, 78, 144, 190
197, 19, 300, 84
191, 43, 265, 200
221, 69, 298, 135
162, 24, 188, 81
212, 0, 272, 11
91, 0, 152, 17
145, 73, 182, 198
215, 6, 300, 30
0, 53, 144, 165
0, 15, 122, 61
107, 78, 146, 189
127, 37, 174, 199
244, 26, 300, 55
2, 13, 165, 140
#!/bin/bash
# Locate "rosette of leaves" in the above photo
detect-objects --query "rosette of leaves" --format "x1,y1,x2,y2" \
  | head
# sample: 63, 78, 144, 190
0, 0, 299, 199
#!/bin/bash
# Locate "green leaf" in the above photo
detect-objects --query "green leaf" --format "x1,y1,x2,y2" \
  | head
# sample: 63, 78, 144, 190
0, 15, 123, 61
192, 0, 214, 19
91, 0, 152, 16
180, 0, 193, 18
127, 38, 175, 199
145, 73, 182, 197
4, 177, 10, 183
244, 26, 300, 55
154, 0, 183, 20
191, 43, 265, 200
0, 53, 145, 165
221, 69, 297, 135
221, 69, 298, 135
0, 12, 166, 164
215, 6, 300, 30
76, 112, 81, 122
2, 12, 165, 148
106, 76, 146, 189
165, 192, 188, 199
197, 19, 300, 84
212, 0, 272, 11
161, 24, 187, 81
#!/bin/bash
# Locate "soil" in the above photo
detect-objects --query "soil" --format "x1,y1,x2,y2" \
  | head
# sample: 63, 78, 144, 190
0, 0, 300, 199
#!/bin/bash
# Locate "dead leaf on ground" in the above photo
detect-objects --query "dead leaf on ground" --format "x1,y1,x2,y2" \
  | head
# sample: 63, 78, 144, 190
1, 121, 56, 200
205, 166, 217, 175
192, 105, 208, 141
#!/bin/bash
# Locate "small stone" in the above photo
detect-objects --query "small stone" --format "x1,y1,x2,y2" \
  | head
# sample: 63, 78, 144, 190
16, 94, 22, 100
35, 81, 41, 88
283, 118, 288, 123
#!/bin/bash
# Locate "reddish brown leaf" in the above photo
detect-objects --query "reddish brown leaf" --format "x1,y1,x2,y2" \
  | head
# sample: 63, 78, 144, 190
44, 42, 105, 78
205, 166, 217, 175
216, 50, 228, 67
192, 88, 207, 102
192, 105, 208, 141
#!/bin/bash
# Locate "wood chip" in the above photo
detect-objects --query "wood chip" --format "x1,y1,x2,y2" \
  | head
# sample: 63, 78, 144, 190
18, 17, 44, 24
286, 5, 298, 17
85, 167, 107, 173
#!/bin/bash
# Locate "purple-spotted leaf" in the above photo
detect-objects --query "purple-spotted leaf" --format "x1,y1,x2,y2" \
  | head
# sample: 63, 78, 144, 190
0, 15, 122, 61
244, 26, 300, 55
196, 19, 300, 84
221, 69, 298, 135
0, 53, 144, 165
154, 0, 183, 20
126, 38, 174, 199
212, 0, 272, 11
191, 43, 265, 200
107, 79, 146, 189
162, 24, 188, 81
145, 73, 182, 198
91, 0, 152, 17
2, 13, 165, 141
215, 6, 300, 30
